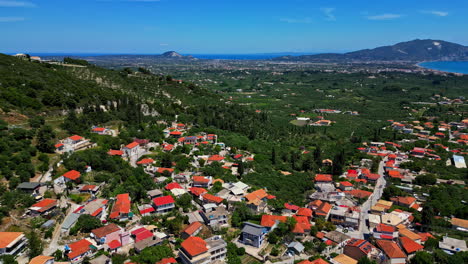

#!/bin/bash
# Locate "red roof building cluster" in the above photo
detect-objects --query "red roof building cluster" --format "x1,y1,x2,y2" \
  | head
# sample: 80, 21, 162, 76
314, 174, 333, 182
63, 170, 81, 181
109, 193, 130, 219
180, 236, 208, 257
153, 195, 175, 207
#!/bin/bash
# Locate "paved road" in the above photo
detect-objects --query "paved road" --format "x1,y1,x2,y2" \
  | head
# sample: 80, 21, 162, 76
43, 202, 78, 256
355, 159, 387, 238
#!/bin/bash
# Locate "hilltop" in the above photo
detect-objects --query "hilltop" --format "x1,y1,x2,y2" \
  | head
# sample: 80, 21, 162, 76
274, 39, 468, 62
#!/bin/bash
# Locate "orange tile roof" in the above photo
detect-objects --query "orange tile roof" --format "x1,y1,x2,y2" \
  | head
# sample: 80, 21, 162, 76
260, 215, 287, 227
157, 258, 177, 264
181, 236, 208, 257
292, 215, 311, 233
69, 135, 83, 141
91, 224, 121, 239
398, 228, 421, 241
29, 256, 54, 264
109, 193, 130, 219
376, 240, 406, 259
245, 189, 268, 203
316, 202, 332, 216
67, 239, 92, 259
193, 176, 210, 183
63, 170, 81, 180
208, 155, 225, 161
189, 187, 208, 196
399, 237, 423, 254
418, 232, 435, 242
30, 199, 57, 212
108, 149, 124, 156
388, 170, 403, 178
125, 142, 139, 149
345, 189, 372, 199
315, 174, 333, 182
182, 222, 203, 236
0, 232, 23, 248
202, 193, 224, 204
297, 207, 313, 217
451, 217, 468, 229
137, 158, 154, 164
158, 167, 174, 174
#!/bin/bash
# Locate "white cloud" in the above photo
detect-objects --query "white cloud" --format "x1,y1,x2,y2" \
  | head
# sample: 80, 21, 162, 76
421, 10, 448, 17
321, 7, 336, 21
0, 1, 35, 7
0, 16, 25, 22
280, 17, 312, 24
367, 14, 401, 20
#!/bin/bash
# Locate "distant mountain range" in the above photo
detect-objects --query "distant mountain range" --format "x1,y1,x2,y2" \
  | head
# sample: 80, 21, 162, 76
272, 39, 468, 62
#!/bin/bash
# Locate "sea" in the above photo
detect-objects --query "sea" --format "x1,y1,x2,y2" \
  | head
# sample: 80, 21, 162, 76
18, 52, 316, 60
418, 61, 468, 74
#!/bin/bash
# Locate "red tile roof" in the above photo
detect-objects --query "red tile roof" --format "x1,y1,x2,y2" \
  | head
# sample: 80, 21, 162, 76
55, 143, 64, 148
376, 240, 406, 259
376, 223, 395, 233
399, 237, 423, 254
315, 174, 332, 182
139, 207, 155, 215
388, 170, 403, 179
157, 258, 177, 264
297, 207, 313, 217
284, 203, 300, 211
208, 155, 224, 162
169, 131, 182, 136
346, 238, 376, 255
260, 215, 287, 227
340, 181, 353, 187
91, 224, 120, 238
131, 227, 153, 242
67, 239, 92, 259
108, 239, 121, 249
69, 135, 83, 141
165, 182, 182, 190
108, 149, 123, 156
181, 236, 208, 257
202, 193, 224, 204
0, 232, 23, 248
157, 168, 174, 174
109, 193, 130, 219
292, 215, 311, 234
80, 185, 97, 191
153, 195, 175, 206
189, 187, 207, 196
30, 199, 57, 212
193, 176, 210, 183
92, 127, 106, 132
125, 142, 139, 149
63, 170, 81, 180
182, 222, 203, 236
137, 158, 154, 165
345, 189, 372, 199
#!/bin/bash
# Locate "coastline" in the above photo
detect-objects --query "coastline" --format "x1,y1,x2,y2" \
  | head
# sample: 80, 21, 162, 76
415, 61, 468, 75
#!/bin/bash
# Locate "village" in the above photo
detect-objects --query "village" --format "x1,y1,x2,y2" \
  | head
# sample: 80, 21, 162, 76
1, 111, 467, 264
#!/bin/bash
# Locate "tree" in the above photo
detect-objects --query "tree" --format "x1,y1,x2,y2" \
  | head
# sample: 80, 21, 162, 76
27, 231, 43, 258
36, 125, 55, 153
0, 255, 18, 264
130, 245, 174, 264
176, 193, 192, 212
415, 174, 437, 186
410, 251, 434, 264
69, 214, 103, 235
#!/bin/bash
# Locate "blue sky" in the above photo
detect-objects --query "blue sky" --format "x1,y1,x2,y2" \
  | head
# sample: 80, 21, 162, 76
1, 0, 467, 54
